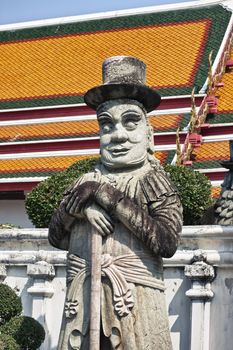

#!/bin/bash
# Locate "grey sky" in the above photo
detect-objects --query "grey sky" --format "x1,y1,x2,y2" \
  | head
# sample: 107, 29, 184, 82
0, 0, 194, 25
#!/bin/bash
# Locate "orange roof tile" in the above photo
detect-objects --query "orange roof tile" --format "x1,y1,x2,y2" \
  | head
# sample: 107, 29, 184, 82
0, 151, 171, 178
0, 21, 208, 102
0, 115, 184, 142
149, 114, 183, 132
155, 151, 170, 165
0, 5, 230, 109
211, 186, 221, 199
0, 155, 92, 176
0, 120, 99, 142
192, 141, 229, 162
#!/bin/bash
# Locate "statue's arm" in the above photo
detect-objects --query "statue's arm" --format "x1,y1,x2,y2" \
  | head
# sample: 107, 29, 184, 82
48, 176, 112, 249
48, 200, 75, 250
95, 182, 182, 258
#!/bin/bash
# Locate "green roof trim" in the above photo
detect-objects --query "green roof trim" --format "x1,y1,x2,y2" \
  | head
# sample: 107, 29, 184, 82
192, 160, 223, 169
0, 170, 63, 178
206, 112, 233, 124
165, 150, 176, 164
179, 114, 191, 130
0, 95, 84, 110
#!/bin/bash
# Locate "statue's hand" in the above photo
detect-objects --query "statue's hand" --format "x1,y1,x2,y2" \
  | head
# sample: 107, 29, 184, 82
84, 203, 114, 236
65, 181, 100, 217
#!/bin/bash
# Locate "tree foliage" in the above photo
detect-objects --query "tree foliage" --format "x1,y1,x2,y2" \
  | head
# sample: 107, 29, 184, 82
1, 316, 45, 350
25, 157, 98, 228
0, 284, 45, 349
26, 158, 213, 227
0, 334, 20, 350
0, 284, 22, 325
164, 164, 213, 225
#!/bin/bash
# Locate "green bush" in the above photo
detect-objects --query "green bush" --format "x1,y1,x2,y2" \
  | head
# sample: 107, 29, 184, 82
25, 157, 98, 228
1, 316, 45, 350
26, 157, 212, 227
0, 284, 22, 325
164, 164, 212, 225
0, 333, 20, 350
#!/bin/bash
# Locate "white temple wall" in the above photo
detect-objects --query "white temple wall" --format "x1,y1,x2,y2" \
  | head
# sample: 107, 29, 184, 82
0, 199, 34, 228
164, 267, 191, 350
0, 226, 232, 350
209, 267, 233, 350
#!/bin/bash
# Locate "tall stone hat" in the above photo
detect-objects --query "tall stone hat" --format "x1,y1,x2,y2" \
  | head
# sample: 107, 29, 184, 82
84, 56, 161, 112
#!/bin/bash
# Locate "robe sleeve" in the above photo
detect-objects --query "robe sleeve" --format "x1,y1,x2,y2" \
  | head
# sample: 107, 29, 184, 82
48, 176, 85, 250
95, 168, 183, 258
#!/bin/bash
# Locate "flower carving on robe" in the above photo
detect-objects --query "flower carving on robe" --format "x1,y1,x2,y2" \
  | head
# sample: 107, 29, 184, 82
65, 299, 79, 318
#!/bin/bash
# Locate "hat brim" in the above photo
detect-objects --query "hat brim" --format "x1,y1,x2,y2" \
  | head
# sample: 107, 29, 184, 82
84, 83, 161, 112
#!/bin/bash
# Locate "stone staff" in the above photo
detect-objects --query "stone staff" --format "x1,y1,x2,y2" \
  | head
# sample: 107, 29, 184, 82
89, 228, 102, 350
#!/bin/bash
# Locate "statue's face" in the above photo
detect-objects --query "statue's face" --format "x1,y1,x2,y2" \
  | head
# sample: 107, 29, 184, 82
97, 99, 149, 169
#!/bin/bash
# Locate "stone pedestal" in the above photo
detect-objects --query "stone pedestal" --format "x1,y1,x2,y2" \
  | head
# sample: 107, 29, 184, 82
185, 250, 215, 350
27, 261, 55, 350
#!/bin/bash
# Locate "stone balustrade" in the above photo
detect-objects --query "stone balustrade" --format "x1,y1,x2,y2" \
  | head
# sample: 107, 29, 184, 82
0, 225, 232, 350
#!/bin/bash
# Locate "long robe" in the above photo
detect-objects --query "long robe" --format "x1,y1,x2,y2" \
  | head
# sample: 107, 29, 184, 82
49, 161, 183, 350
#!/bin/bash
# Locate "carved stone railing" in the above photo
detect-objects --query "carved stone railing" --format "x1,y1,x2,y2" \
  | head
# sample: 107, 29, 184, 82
0, 225, 232, 350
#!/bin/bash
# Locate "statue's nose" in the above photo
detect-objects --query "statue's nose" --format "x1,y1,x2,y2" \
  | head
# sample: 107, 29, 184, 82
111, 126, 128, 142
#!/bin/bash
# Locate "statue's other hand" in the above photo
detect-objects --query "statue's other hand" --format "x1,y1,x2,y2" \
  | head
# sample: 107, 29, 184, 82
65, 181, 100, 217
84, 203, 114, 236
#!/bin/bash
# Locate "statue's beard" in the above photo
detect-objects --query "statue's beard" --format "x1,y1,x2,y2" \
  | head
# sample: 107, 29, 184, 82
101, 150, 148, 170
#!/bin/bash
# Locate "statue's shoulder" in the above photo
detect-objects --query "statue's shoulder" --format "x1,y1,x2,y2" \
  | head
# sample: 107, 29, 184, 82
63, 171, 97, 195
140, 164, 178, 200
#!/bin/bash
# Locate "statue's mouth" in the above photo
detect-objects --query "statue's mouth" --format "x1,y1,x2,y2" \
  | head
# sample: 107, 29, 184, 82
109, 147, 130, 156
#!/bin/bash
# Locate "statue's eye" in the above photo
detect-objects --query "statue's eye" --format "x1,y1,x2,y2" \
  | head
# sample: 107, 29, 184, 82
100, 122, 112, 133
98, 114, 113, 133
123, 114, 141, 130
125, 121, 137, 129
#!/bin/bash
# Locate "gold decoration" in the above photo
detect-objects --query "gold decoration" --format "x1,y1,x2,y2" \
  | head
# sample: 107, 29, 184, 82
207, 50, 214, 95
175, 127, 182, 166
190, 88, 198, 133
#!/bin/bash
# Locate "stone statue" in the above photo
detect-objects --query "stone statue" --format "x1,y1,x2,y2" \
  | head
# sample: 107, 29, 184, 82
48, 56, 183, 350
201, 140, 233, 225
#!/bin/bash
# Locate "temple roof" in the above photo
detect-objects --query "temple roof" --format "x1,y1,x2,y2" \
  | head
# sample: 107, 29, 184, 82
0, 0, 233, 197
0, 3, 231, 109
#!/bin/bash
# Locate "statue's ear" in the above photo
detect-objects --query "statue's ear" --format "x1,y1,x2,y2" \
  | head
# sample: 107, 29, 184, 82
147, 123, 155, 155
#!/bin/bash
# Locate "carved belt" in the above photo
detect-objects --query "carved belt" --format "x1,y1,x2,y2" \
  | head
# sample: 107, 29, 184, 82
65, 253, 165, 320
